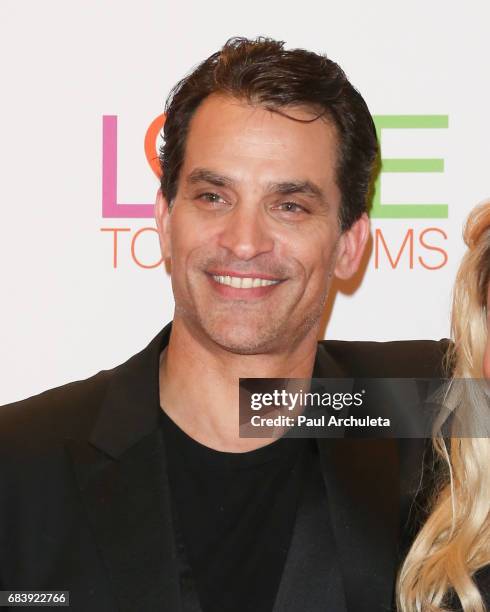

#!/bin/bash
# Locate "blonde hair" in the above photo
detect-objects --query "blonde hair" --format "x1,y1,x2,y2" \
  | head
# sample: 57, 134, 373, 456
397, 201, 490, 612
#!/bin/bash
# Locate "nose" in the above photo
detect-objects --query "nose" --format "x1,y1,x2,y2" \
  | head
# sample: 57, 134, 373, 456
217, 204, 274, 261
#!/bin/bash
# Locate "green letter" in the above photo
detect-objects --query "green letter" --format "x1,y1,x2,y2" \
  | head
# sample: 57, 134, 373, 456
372, 115, 448, 219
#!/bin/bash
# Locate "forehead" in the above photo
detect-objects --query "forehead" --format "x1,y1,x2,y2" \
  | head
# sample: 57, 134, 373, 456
181, 94, 339, 189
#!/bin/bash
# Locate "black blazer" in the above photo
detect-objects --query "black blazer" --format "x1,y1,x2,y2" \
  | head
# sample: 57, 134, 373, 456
0, 322, 450, 612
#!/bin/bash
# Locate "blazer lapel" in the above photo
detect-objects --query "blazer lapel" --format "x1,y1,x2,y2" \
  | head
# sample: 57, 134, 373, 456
272, 444, 347, 612
312, 343, 400, 612
316, 438, 399, 612
66, 323, 182, 612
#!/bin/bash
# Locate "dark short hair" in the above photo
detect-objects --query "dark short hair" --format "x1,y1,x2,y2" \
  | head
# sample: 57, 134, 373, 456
159, 36, 378, 231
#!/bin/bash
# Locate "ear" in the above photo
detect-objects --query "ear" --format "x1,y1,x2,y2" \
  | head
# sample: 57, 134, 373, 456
334, 213, 370, 280
155, 188, 172, 259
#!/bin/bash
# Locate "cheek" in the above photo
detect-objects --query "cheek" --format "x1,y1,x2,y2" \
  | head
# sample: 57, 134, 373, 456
283, 226, 337, 274
168, 208, 208, 259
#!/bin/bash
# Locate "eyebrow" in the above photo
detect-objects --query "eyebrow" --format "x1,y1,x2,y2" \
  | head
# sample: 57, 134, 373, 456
266, 180, 326, 204
187, 168, 235, 188
186, 168, 329, 208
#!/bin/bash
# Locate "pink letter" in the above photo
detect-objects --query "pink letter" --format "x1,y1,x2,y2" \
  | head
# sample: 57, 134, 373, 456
102, 116, 155, 218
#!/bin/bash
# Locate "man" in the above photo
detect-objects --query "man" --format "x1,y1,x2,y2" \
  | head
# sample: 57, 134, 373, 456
0, 37, 446, 611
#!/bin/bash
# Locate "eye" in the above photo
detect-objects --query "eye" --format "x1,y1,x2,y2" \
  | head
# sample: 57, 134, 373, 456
275, 202, 308, 214
196, 192, 229, 208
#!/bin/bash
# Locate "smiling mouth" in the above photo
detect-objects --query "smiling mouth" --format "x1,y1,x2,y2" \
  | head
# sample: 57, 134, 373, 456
211, 274, 281, 289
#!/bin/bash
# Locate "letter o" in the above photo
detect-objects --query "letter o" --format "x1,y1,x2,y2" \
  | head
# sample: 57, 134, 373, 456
131, 227, 164, 269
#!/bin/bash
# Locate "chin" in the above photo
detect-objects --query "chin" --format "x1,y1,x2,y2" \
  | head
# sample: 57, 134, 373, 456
211, 330, 275, 355
202, 319, 281, 355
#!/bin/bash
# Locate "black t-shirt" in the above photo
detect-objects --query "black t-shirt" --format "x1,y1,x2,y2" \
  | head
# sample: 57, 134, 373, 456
160, 409, 314, 612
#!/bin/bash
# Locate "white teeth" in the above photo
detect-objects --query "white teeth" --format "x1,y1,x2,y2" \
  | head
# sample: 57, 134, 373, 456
212, 275, 280, 288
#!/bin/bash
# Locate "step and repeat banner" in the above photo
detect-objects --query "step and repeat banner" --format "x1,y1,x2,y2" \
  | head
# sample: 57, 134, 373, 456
1, 1, 489, 404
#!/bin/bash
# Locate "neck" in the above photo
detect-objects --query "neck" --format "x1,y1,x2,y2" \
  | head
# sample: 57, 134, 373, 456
159, 316, 319, 452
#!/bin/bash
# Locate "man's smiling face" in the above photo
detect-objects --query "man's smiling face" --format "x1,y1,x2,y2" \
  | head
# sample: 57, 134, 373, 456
156, 93, 368, 355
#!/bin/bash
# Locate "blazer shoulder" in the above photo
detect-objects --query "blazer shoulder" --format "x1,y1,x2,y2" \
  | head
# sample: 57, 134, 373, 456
0, 325, 169, 458
0, 366, 114, 451
318, 338, 451, 377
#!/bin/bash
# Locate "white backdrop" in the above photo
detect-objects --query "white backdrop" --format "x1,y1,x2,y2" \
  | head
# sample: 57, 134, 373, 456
1, 0, 489, 404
